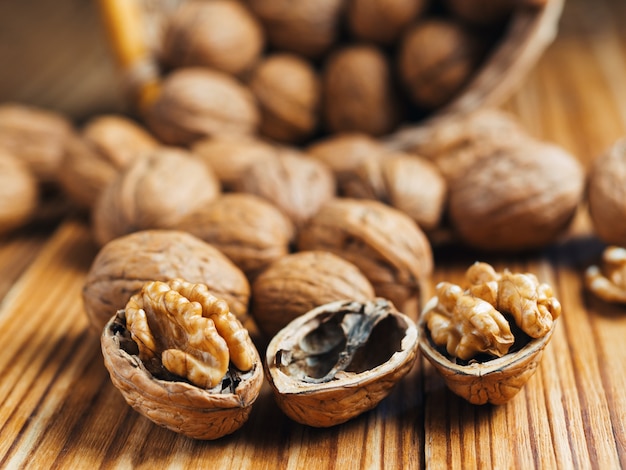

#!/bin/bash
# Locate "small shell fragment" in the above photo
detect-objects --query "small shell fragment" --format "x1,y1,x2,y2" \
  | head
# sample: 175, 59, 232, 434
265, 298, 418, 427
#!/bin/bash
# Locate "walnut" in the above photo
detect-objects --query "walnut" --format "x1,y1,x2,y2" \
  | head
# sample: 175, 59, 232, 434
347, 0, 428, 44
419, 261, 560, 404
83, 230, 250, 331
447, 140, 584, 251
343, 152, 447, 231
176, 193, 295, 280
298, 198, 433, 310
251, 251, 375, 337
0, 103, 73, 182
191, 135, 277, 191
92, 147, 220, 246
58, 115, 159, 210
161, 0, 264, 77
306, 132, 388, 194
323, 45, 403, 136
585, 246, 626, 304
397, 19, 486, 109
101, 279, 262, 440
265, 298, 418, 427
235, 148, 335, 228
587, 137, 626, 246
246, 0, 345, 58
0, 151, 38, 235
248, 53, 321, 144
143, 67, 259, 146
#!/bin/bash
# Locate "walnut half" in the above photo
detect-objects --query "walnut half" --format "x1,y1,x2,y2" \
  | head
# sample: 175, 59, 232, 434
101, 279, 262, 440
419, 262, 560, 404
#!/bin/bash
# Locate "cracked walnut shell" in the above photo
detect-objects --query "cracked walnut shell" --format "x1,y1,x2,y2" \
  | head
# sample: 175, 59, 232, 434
102, 279, 262, 440
419, 262, 560, 404
83, 230, 250, 331
265, 298, 418, 427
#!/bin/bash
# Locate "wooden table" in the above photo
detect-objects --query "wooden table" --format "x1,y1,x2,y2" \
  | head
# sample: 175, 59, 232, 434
1, 0, 626, 468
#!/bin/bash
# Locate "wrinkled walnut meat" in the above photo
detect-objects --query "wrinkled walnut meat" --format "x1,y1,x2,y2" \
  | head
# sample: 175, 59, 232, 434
126, 279, 255, 388
585, 246, 626, 304
266, 298, 418, 427
423, 262, 561, 362
101, 279, 262, 440
419, 262, 560, 404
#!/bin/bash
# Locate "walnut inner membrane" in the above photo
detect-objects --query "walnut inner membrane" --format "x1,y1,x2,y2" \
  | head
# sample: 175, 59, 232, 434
276, 300, 406, 383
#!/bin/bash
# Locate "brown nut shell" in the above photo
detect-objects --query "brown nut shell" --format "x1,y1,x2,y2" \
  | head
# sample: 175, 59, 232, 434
418, 314, 555, 405
251, 251, 375, 338
298, 198, 433, 310
92, 147, 220, 246
176, 193, 295, 280
265, 298, 418, 427
0, 152, 38, 235
102, 309, 263, 440
83, 230, 250, 331
348, 0, 427, 44
161, 0, 264, 76
144, 68, 259, 146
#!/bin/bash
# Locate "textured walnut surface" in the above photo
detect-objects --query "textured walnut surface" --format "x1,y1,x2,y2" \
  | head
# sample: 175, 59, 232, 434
347, 0, 427, 44
265, 298, 418, 427
251, 250, 375, 338
92, 147, 220, 246
298, 198, 433, 310
83, 230, 250, 331
176, 193, 295, 279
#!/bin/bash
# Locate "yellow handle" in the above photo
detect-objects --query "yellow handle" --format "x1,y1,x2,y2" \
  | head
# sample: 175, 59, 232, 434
98, 0, 161, 112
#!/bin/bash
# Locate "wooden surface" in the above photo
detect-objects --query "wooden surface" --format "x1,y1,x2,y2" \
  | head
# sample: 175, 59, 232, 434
1, 0, 626, 468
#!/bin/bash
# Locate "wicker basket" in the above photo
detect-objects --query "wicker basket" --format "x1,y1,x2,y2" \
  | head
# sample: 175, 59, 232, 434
98, 0, 565, 151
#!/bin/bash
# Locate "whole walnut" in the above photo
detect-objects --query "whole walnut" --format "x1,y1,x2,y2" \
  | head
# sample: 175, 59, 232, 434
92, 147, 220, 246
323, 45, 403, 137
246, 0, 345, 58
191, 135, 278, 191
235, 148, 335, 228
58, 115, 159, 210
344, 152, 447, 231
298, 198, 433, 311
347, 0, 428, 44
0, 103, 73, 182
0, 151, 38, 235
82, 230, 250, 331
398, 19, 486, 109
143, 67, 259, 146
306, 132, 388, 194
248, 53, 320, 144
588, 138, 626, 246
161, 0, 264, 77
251, 250, 375, 337
176, 193, 295, 280
447, 140, 585, 251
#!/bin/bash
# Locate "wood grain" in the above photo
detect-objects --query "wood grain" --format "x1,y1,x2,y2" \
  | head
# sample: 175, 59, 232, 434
1, 0, 626, 468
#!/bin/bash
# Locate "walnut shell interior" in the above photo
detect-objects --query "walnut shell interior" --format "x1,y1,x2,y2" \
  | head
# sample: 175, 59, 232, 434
265, 298, 418, 427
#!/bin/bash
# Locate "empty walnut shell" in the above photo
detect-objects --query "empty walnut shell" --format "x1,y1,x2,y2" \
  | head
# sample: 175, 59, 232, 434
265, 298, 418, 427
418, 315, 555, 405
102, 308, 263, 440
